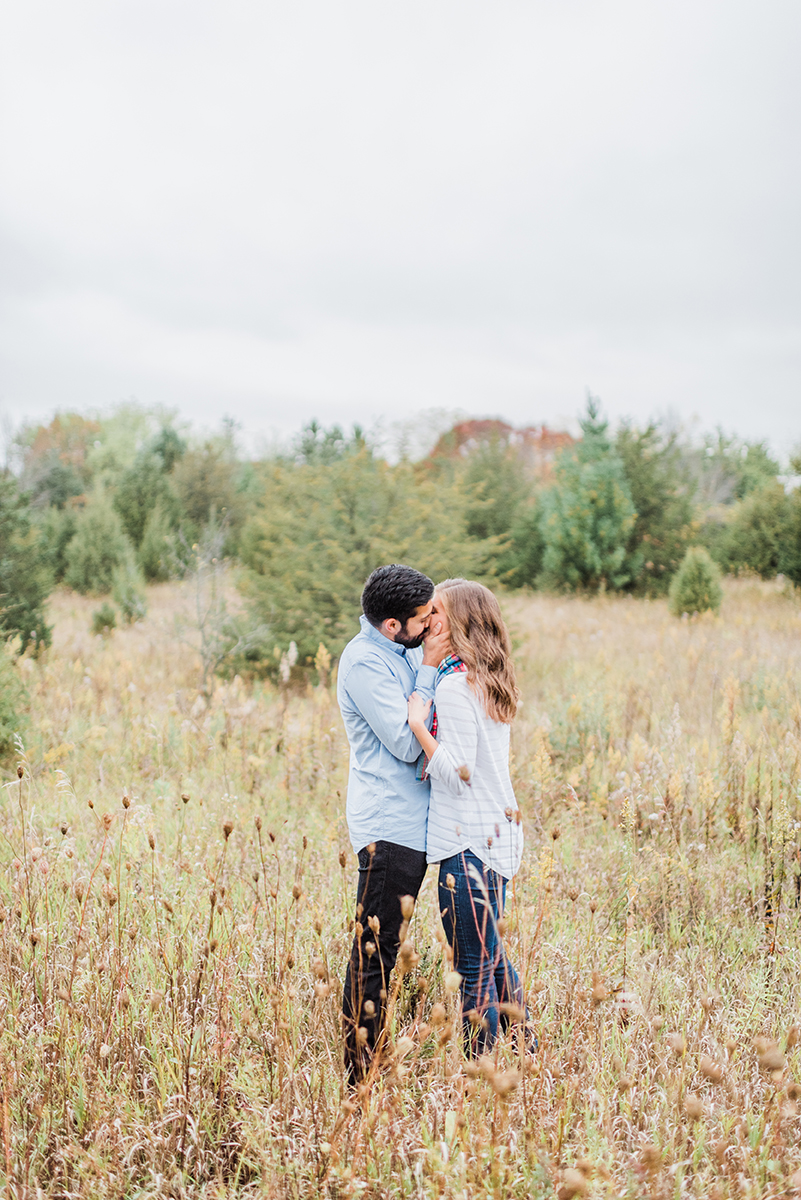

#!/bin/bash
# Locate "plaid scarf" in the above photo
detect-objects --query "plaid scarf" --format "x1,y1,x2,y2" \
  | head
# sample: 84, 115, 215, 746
416, 653, 467, 781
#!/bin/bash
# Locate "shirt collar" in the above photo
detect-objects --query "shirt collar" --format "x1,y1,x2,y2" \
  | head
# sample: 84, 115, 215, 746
360, 613, 407, 656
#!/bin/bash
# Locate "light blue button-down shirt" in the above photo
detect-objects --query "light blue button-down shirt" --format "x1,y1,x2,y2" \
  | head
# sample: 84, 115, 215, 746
337, 615, 437, 853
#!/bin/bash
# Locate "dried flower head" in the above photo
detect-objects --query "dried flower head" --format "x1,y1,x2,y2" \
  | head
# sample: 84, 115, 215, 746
667, 1033, 686, 1056
430, 1003, 447, 1027
557, 1167, 589, 1199
700, 1055, 724, 1084
223, 819, 234, 840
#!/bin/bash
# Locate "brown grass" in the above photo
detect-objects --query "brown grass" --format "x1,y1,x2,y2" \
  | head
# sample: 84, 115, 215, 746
1, 577, 801, 1197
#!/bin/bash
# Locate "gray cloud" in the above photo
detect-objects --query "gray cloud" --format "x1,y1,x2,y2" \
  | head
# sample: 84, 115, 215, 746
1, 0, 799, 453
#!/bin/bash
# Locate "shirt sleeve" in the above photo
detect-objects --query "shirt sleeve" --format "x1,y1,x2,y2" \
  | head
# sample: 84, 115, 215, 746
425, 676, 478, 797
343, 654, 429, 763
414, 663, 436, 703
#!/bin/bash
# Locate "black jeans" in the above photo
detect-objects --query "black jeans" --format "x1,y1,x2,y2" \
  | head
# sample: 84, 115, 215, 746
342, 840, 427, 1081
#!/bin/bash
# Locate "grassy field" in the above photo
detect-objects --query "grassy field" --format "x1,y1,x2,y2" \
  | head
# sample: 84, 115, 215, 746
2, 578, 801, 1198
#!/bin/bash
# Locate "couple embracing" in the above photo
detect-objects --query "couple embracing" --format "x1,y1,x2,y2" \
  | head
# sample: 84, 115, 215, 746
337, 564, 532, 1083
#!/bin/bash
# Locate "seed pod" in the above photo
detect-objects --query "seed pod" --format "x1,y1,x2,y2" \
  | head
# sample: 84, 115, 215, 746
400, 895, 415, 920
223, 819, 234, 840
430, 1003, 447, 1027
758, 1045, 786, 1074
700, 1055, 724, 1084
558, 1167, 589, 1198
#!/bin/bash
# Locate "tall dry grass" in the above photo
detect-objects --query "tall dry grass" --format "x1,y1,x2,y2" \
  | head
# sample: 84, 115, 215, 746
2, 578, 801, 1198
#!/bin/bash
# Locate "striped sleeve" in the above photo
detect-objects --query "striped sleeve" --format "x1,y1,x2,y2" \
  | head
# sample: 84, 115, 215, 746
425, 675, 477, 796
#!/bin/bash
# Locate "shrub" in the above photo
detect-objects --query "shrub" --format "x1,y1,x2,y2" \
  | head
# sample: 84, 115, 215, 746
240, 429, 490, 668
114, 452, 178, 547
138, 504, 175, 582
615, 421, 695, 594
668, 546, 723, 617
0, 643, 28, 759
36, 504, 78, 584
65, 497, 131, 595
718, 482, 789, 578
112, 550, 147, 624
0, 473, 52, 651
781, 488, 801, 587
91, 602, 117, 636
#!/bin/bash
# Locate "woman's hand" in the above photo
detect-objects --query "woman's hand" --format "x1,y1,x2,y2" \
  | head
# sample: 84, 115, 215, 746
407, 692, 432, 733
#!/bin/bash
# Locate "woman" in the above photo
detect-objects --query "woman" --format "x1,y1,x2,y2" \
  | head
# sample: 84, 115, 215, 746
407, 578, 529, 1057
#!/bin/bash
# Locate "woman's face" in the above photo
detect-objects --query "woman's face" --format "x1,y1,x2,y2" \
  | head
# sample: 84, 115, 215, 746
431, 591, 451, 636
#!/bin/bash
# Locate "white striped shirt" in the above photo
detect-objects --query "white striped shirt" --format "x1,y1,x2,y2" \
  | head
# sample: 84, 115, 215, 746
425, 672, 523, 880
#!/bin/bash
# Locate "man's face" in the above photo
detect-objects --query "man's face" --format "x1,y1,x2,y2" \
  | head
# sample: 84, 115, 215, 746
393, 600, 434, 649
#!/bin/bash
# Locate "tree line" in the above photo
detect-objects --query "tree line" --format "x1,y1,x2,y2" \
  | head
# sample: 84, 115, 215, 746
1, 399, 799, 676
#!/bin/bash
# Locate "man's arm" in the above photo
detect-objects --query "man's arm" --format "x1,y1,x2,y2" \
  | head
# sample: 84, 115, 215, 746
343, 656, 429, 763
414, 619, 450, 703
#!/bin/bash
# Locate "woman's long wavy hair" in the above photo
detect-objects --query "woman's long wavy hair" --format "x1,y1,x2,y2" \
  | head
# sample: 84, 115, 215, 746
435, 578, 519, 724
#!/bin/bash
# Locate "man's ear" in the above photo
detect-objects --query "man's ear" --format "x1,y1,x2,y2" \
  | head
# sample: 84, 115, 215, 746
381, 618, 401, 639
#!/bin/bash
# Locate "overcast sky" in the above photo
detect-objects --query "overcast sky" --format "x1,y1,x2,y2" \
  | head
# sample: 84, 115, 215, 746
1, 1, 799, 457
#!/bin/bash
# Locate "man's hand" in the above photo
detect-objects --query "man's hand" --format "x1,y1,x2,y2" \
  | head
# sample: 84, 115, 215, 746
422, 620, 450, 667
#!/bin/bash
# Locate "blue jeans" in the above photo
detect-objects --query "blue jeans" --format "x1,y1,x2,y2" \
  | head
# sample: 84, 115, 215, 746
438, 850, 528, 1056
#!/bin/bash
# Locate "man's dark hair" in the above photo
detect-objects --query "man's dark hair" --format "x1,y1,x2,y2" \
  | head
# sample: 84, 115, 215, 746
361, 564, 434, 628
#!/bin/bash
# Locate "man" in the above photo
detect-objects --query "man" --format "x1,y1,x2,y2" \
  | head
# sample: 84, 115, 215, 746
337, 563, 450, 1082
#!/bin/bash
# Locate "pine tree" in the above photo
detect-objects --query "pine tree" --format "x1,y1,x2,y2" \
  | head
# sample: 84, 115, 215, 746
539, 397, 642, 591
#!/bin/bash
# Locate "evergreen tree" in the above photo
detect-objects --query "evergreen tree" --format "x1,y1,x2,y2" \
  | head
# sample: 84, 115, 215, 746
0, 473, 52, 649
616, 421, 695, 593
539, 398, 641, 592
668, 546, 723, 616
780, 488, 801, 587
138, 504, 175, 582
459, 437, 543, 584
65, 496, 132, 595
113, 451, 178, 548
720, 481, 790, 578
240, 426, 490, 667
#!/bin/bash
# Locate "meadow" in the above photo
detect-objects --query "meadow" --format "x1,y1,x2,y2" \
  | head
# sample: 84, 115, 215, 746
2, 577, 801, 1198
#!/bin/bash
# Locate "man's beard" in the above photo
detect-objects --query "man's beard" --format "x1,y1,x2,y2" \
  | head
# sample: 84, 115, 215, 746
394, 625, 427, 650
